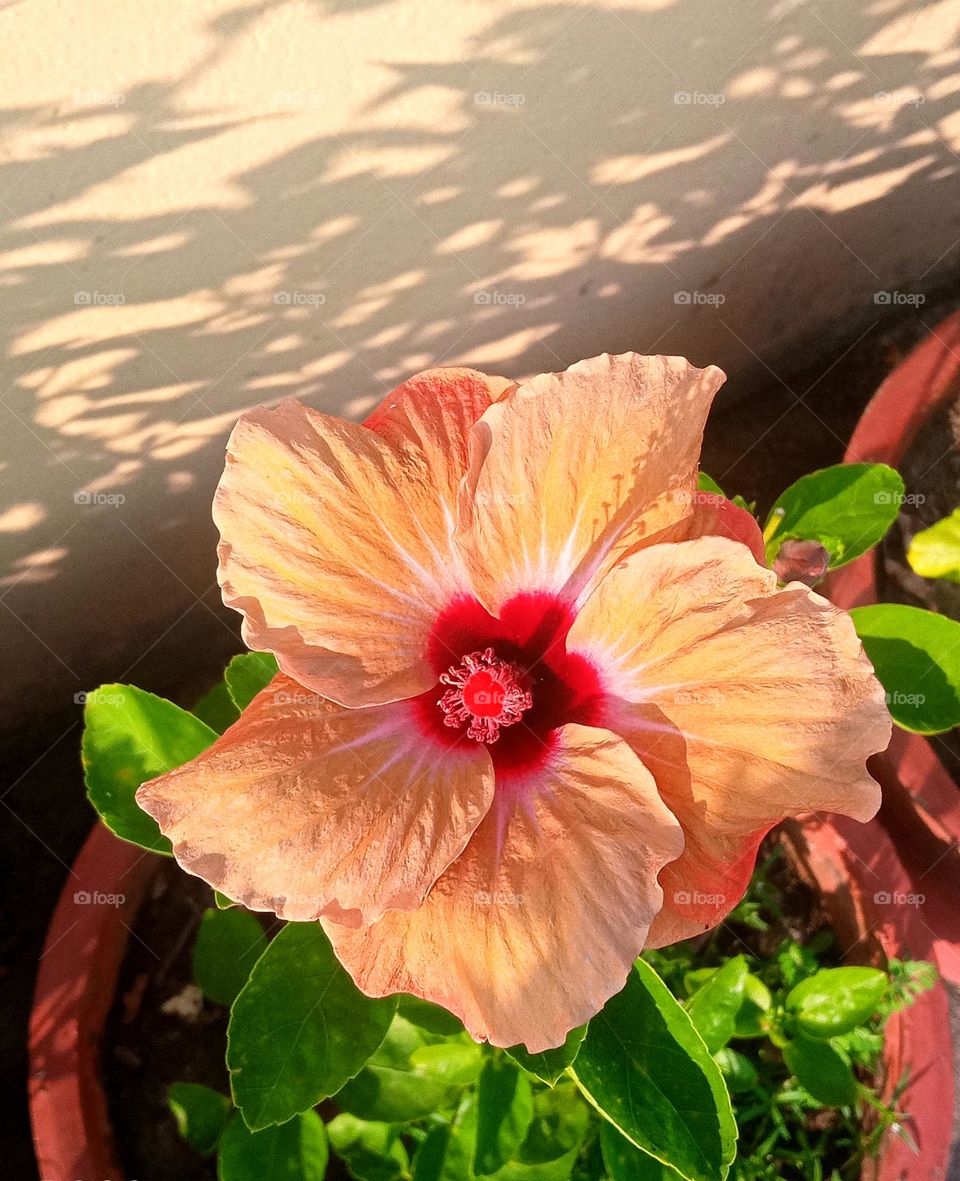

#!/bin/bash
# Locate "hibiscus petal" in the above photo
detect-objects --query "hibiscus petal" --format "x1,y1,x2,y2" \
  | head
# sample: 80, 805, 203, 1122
136, 674, 495, 925
457, 353, 726, 613
688, 491, 766, 564
566, 535, 890, 945
364, 367, 515, 476
323, 724, 684, 1052
216, 370, 508, 707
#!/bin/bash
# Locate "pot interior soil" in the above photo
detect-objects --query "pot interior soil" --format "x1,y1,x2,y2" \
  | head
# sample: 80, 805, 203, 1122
103, 862, 234, 1181
103, 861, 352, 1181
877, 396, 960, 778
103, 832, 875, 1181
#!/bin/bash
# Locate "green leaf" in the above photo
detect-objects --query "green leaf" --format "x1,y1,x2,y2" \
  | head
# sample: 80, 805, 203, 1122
491, 1083, 591, 1180
193, 678, 240, 734
215, 891, 236, 910
327, 1114, 409, 1181
732, 975, 771, 1039
712, 1049, 757, 1095
82, 684, 217, 853
217, 1109, 328, 1181
227, 924, 396, 1130
474, 1056, 534, 1175
168, 1082, 232, 1155
225, 652, 280, 712
397, 993, 466, 1036
412, 1097, 478, 1181
601, 1123, 683, 1179
777, 941, 819, 989
695, 474, 752, 514
851, 603, 960, 733
682, 968, 716, 998
192, 908, 268, 1007
335, 1012, 464, 1122
409, 1042, 485, 1086
764, 463, 903, 569
571, 960, 736, 1181
506, 1025, 587, 1084
697, 471, 725, 496
685, 956, 748, 1053
782, 1037, 857, 1107
908, 508, 960, 582
785, 966, 887, 1038
412, 1125, 454, 1181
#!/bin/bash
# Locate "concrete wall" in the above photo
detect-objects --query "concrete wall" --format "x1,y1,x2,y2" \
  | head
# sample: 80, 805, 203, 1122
1, 0, 959, 726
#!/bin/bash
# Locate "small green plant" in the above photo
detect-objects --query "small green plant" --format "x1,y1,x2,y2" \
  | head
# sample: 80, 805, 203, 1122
648, 849, 936, 1181
162, 848, 933, 1181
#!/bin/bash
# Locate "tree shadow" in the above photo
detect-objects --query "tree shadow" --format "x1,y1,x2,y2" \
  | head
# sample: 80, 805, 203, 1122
0, 0, 958, 725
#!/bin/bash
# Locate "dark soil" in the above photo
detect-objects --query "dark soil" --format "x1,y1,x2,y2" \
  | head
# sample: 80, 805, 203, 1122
104, 861, 234, 1181
877, 397, 960, 779
703, 832, 835, 963
103, 860, 352, 1181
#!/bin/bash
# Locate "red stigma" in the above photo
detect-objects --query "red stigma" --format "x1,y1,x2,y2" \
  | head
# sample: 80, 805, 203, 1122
439, 648, 533, 744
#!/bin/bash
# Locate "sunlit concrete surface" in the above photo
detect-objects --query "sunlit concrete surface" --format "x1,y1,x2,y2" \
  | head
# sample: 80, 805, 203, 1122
1, 0, 959, 727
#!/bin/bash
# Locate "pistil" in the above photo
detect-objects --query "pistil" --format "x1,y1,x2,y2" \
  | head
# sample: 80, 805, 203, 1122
439, 647, 533, 744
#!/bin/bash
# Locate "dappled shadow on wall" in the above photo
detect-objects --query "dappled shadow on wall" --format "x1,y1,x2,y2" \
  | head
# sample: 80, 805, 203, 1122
0, 0, 958, 723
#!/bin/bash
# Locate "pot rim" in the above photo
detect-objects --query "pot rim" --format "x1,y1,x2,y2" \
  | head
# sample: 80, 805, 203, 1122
28, 821, 159, 1181
821, 306, 960, 1181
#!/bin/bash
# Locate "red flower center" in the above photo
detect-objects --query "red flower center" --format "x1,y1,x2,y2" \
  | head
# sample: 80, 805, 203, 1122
410, 591, 606, 777
439, 648, 533, 743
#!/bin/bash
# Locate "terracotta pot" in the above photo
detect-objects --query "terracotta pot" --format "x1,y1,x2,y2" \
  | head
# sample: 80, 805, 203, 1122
825, 306, 960, 875
792, 307, 960, 1181
825, 306, 960, 988
29, 822, 160, 1181
785, 798, 956, 1181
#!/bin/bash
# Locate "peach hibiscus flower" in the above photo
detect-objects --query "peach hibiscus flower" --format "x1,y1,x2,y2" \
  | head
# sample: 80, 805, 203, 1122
138, 354, 890, 1051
